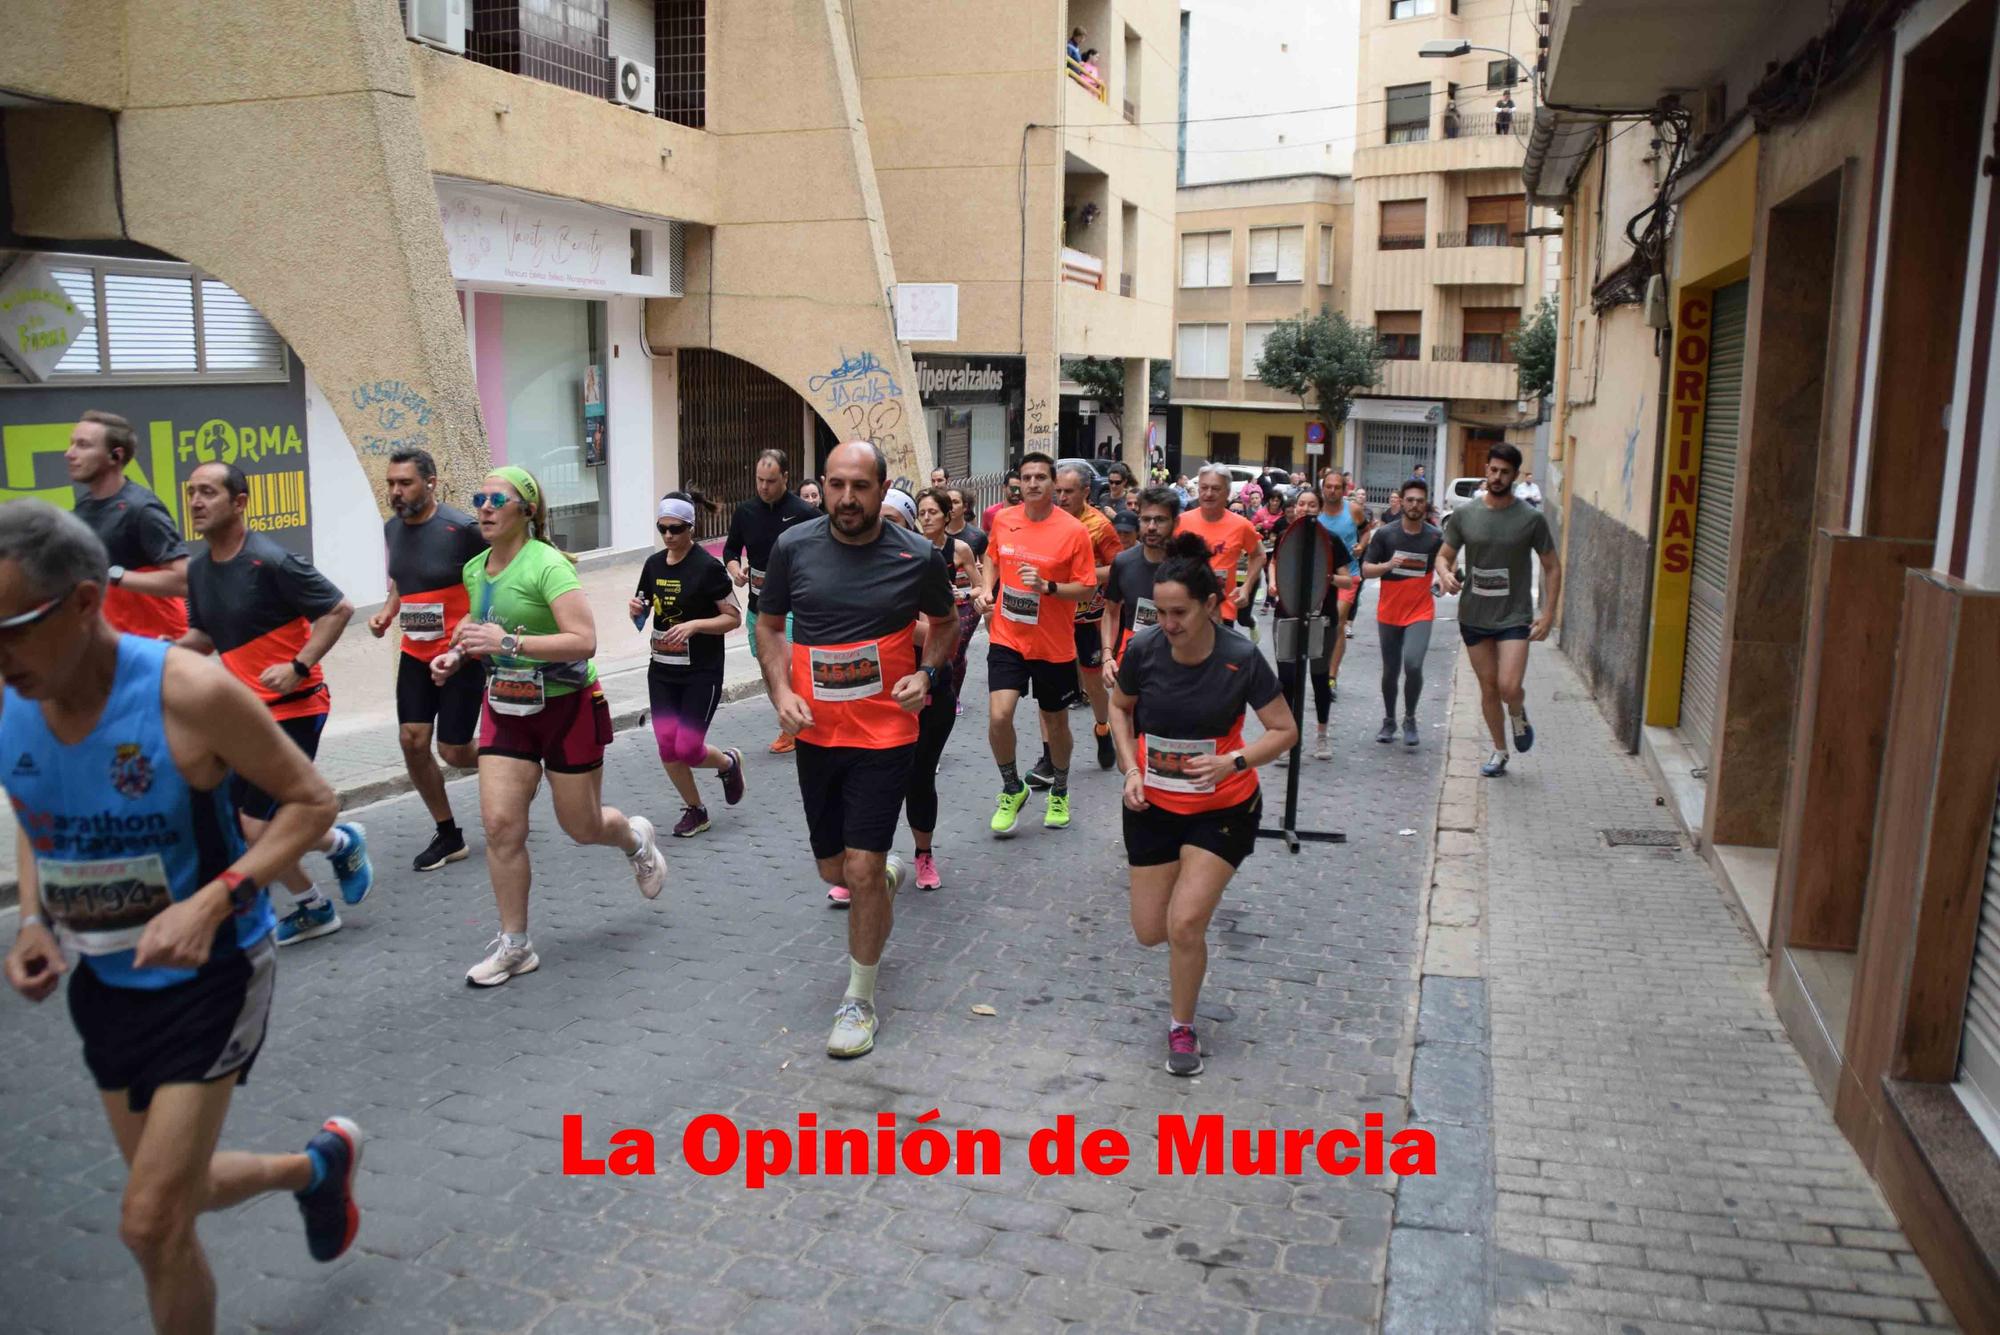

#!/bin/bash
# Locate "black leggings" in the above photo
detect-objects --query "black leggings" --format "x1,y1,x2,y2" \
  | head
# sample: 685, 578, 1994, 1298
1379, 620, 1433, 720
1277, 656, 1333, 727
905, 676, 958, 836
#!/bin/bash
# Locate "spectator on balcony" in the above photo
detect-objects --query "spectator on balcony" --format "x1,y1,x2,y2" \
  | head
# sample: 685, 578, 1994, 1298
1496, 91, 1516, 135
1077, 49, 1105, 97
1068, 27, 1085, 62
1443, 97, 1460, 139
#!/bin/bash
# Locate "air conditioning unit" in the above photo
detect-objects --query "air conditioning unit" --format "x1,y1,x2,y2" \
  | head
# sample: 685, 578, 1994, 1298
611, 54, 655, 112
406, 0, 467, 55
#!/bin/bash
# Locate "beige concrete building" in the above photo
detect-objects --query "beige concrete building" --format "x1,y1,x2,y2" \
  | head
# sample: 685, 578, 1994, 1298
1, 0, 1174, 598
1346, 0, 1546, 494
1169, 174, 1353, 472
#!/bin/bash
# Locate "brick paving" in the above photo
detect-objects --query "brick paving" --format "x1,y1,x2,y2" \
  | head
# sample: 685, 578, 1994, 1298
0, 606, 1456, 1334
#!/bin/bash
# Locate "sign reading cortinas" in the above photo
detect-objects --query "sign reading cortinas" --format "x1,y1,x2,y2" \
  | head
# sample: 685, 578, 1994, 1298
0, 254, 90, 383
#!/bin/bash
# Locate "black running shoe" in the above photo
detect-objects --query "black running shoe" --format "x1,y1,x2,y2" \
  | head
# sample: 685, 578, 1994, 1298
1024, 757, 1056, 790
1376, 719, 1397, 744
1095, 726, 1115, 770
1403, 718, 1420, 747
296, 1116, 363, 1262
413, 827, 467, 872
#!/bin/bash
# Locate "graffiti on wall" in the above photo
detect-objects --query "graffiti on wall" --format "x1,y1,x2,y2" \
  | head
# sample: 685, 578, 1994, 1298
812, 350, 909, 464
1025, 396, 1054, 452
352, 379, 435, 457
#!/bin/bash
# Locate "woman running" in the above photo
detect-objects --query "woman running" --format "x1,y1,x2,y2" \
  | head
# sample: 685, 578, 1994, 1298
1109, 533, 1298, 1075
430, 466, 669, 986
1274, 488, 1353, 764
922, 488, 983, 702
630, 491, 747, 837
800, 480, 824, 512
896, 487, 979, 889
1361, 477, 1443, 746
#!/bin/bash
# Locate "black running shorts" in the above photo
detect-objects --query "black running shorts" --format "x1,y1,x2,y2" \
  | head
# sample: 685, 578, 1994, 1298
795, 740, 916, 860
987, 643, 1080, 713
1073, 619, 1104, 669
232, 714, 325, 822
1122, 791, 1263, 869
68, 937, 276, 1113
395, 652, 483, 747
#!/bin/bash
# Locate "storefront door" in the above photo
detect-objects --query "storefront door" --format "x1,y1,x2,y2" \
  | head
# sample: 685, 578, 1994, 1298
496, 295, 609, 553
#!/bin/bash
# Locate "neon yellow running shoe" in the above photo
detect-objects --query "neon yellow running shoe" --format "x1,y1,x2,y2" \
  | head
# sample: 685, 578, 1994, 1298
1044, 793, 1071, 829
991, 786, 1029, 836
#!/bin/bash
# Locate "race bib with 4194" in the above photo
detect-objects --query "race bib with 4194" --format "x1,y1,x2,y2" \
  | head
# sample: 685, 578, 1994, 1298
40, 854, 173, 956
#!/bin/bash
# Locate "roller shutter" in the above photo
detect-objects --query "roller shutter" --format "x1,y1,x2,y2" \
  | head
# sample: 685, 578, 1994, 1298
1679, 280, 1746, 765
1958, 791, 2000, 1150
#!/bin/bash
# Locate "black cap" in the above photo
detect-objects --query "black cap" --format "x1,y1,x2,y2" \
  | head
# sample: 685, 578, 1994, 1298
1112, 509, 1140, 533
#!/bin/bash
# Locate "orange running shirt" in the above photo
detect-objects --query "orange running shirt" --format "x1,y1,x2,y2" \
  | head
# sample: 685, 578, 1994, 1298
1175, 509, 1262, 621
987, 506, 1097, 662
1073, 505, 1122, 623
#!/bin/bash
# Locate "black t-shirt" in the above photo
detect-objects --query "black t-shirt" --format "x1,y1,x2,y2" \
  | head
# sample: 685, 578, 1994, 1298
761, 516, 955, 643
953, 523, 989, 562
724, 492, 821, 613
187, 531, 345, 714
1103, 545, 1164, 654
1116, 622, 1283, 813
73, 482, 187, 569
635, 545, 734, 680
385, 504, 486, 597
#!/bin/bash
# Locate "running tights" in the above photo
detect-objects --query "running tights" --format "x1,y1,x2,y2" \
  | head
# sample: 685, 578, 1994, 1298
951, 598, 978, 695
1379, 621, 1433, 720
905, 678, 958, 834
1277, 657, 1333, 727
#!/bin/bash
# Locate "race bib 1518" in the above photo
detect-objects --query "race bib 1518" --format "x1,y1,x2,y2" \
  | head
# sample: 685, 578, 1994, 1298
809, 643, 884, 701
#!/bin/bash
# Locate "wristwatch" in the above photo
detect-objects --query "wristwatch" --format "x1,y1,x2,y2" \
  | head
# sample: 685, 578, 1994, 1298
920, 664, 942, 690
499, 632, 522, 656
1232, 753, 1249, 772
107, 564, 126, 586
290, 658, 311, 679
217, 870, 260, 913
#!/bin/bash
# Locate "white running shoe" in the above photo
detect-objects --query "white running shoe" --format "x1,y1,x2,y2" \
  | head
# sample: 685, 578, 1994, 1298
466, 937, 539, 987
628, 817, 667, 900
827, 997, 878, 1058
883, 853, 905, 902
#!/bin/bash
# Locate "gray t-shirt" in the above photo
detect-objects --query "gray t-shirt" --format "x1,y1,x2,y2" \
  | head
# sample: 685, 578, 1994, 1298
1442, 497, 1553, 631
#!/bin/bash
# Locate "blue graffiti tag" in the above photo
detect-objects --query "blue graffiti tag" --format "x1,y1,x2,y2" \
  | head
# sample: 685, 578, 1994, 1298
809, 350, 902, 409
352, 379, 436, 456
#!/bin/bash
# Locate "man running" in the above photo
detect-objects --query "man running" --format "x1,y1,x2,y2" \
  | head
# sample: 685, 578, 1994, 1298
983, 452, 1098, 835
1362, 477, 1443, 746
65, 410, 189, 641
0, 502, 364, 1334
179, 463, 372, 943
366, 448, 488, 870
1101, 485, 1180, 664
1436, 443, 1561, 777
724, 448, 819, 755
756, 442, 957, 1057
1057, 463, 1123, 770
981, 468, 1023, 532
1176, 465, 1265, 629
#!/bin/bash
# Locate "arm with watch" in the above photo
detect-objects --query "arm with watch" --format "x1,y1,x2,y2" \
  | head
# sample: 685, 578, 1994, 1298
258, 598, 353, 695
105, 556, 190, 600
890, 612, 960, 713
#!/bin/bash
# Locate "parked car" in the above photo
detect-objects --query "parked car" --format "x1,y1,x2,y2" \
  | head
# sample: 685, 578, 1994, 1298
1181, 459, 1264, 500
1441, 476, 1483, 517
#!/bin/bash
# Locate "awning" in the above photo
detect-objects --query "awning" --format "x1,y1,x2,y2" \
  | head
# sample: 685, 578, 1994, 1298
1521, 104, 1611, 207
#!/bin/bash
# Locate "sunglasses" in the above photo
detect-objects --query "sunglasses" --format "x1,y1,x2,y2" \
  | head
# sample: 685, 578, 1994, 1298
657, 523, 691, 536
0, 590, 71, 631
468, 492, 517, 511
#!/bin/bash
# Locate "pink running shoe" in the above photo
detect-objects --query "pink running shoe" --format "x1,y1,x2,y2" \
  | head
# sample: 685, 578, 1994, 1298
914, 850, 941, 891
826, 884, 851, 909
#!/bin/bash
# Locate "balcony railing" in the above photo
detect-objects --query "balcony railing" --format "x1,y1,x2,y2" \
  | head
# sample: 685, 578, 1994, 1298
1432, 342, 1514, 364
1379, 233, 1426, 251
1062, 247, 1106, 290
1386, 111, 1521, 147
1067, 58, 1108, 103
1437, 228, 1525, 248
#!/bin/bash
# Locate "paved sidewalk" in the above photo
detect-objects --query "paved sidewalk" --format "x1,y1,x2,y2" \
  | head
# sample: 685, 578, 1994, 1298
1473, 651, 1954, 1332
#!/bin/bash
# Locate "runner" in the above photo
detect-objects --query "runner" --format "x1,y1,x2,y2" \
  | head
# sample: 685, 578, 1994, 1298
1112, 508, 1139, 551
1435, 443, 1561, 777
981, 468, 1023, 532
1101, 484, 1179, 663
1176, 465, 1265, 629
0, 502, 364, 1333
945, 485, 988, 564
1057, 463, 1123, 770
921, 486, 983, 706
366, 448, 488, 871
755, 444, 957, 1056
1102, 461, 1136, 516
1108, 532, 1297, 1076
723, 448, 819, 755
630, 491, 746, 839
65, 410, 189, 641
1316, 470, 1363, 695
1273, 487, 1353, 765
800, 481, 824, 512
1362, 476, 1444, 746
178, 463, 373, 946
894, 487, 977, 891
983, 453, 1098, 835
426, 466, 669, 985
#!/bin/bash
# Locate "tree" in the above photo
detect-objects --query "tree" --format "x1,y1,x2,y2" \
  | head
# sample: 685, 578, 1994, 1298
1253, 309, 1385, 434
1512, 297, 1557, 400
1061, 356, 1173, 414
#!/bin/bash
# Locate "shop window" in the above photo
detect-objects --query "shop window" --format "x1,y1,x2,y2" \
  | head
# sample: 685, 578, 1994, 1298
1377, 311, 1421, 361
1244, 323, 1277, 379
1461, 307, 1521, 363
0, 256, 287, 386
1386, 82, 1430, 144
1181, 232, 1230, 287
1487, 59, 1519, 89
1176, 323, 1229, 378
1380, 199, 1426, 251
1210, 431, 1240, 464
1248, 227, 1304, 284
497, 295, 609, 553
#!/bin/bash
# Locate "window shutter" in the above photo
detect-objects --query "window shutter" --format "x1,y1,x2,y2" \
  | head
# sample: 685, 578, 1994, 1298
1464, 307, 1517, 335
1244, 323, 1275, 377
1248, 229, 1278, 275
1319, 226, 1333, 284
1207, 325, 1229, 377
1207, 233, 1229, 284
1381, 200, 1426, 236
104, 272, 196, 374
1277, 228, 1304, 281
200, 280, 286, 375
1377, 311, 1420, 336
1182, 237, 1206, 287
1466, 196, 1510, 227
1177, 324, 1202, 372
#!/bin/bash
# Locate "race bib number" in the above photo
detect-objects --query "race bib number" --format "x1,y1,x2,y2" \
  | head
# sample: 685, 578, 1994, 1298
1000, 586, 1040, 625
1142, 735, 1217, 794
809, 643, 884, 702
1389, 551, 1429, 577
41, 854, 172, 956
488, 666, 546, 716
1134, 597, 1159, 629
1469, 566, 1511, 598
748, 565, 766, 593
399, 602, 446, 641
650, 628, 691, 667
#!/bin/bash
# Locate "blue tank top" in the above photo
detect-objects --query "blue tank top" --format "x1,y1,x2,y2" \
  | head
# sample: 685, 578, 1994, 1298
0, 635, 270, 989
1320, 507, 1362, 574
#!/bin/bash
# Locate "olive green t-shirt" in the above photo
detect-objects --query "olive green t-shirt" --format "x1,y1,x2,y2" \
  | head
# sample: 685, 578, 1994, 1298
1442, 497, 1554, 631
462, 540, 598, 696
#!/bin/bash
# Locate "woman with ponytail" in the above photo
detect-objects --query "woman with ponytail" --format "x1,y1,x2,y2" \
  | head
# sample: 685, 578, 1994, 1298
429, 465, 669, 986
1108, 532, 1297, 1076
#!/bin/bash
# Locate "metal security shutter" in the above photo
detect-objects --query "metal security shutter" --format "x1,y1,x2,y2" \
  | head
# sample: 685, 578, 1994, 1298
1679, 280, 1746, 764
1360, 420, 1434, 497
1959, 791, 2000, 1149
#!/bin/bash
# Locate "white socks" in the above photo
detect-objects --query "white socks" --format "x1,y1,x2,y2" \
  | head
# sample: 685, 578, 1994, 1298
846, 957, 877, 1003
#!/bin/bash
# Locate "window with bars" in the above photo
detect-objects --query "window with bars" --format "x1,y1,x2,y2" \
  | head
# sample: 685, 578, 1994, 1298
656, 0, 704, 128
469, 0, 610, 100
0, 257, 287, 386
1380, 199, 1427, 250
1247, 227, 1303, 284
1386, 82, 1430, 144
1377, 311, 1421, 361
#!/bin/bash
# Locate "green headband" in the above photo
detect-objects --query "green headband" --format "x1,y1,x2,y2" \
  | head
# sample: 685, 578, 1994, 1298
492, 466, 540, 513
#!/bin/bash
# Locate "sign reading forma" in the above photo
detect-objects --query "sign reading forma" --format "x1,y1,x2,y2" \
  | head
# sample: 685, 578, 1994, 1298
0, 364, 314, 563
1643, 289, 1712, 728
0, 254, 90, 383
437, 181, 678, 298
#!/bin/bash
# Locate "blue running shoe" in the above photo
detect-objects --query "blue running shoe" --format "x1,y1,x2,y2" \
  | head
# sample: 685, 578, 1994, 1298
1512, 712, 1535, 753
1479, 750, 1509, 778
296, 1115, 363, 1262
275, 899, 341, 946
328, 822, 373, 906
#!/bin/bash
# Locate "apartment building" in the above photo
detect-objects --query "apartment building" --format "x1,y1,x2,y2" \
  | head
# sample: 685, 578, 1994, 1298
1170, 174, 1353, 471
0, 1, 1174, 593
1526, 1, 2000, 1322
1347, 0, 1546, 495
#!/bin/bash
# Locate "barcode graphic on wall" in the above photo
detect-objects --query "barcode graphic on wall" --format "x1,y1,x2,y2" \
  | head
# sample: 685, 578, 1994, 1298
245, 470, 308, 533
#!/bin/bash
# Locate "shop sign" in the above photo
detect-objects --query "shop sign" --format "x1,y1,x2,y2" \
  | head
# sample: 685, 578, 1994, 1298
0, 254, 89, 383
914, 356, 1024, 403
0, 370, 314, 561
437, 181, 677, 298
1644, 289, 1712, 727
893, 284, 959, 343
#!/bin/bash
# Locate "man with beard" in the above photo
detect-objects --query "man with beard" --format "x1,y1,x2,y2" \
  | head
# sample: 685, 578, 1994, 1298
366, 449, 489, 870
65, 410, 190, 640
724, 448, 819, 754
1101, 485, 1181, 663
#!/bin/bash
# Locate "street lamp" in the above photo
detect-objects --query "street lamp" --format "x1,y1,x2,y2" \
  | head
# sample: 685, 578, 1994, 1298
1417, 39, 1534, 109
